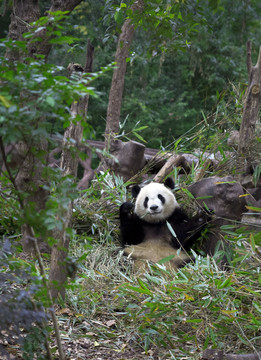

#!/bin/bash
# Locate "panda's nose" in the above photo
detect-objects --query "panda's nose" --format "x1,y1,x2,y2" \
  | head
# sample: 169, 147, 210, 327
150, 205, 158, 211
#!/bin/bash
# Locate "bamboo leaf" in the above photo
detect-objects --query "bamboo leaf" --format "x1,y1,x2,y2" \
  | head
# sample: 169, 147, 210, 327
157, 254, 175, 264
133, 131, 147, 143
126, 284, 152, 295
250, 233, 256, 251
166, 221, 177, 238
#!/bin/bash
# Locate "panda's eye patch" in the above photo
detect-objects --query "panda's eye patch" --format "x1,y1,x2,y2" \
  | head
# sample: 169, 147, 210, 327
144, 197, 149, 208
158, 194, 165, 204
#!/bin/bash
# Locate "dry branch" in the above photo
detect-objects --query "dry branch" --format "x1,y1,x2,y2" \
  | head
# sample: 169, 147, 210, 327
153, 154, 187, 182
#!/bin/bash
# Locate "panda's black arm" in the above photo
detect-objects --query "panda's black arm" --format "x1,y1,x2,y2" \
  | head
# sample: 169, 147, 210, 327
119, 202, 145, 246
167, 207, 210, 249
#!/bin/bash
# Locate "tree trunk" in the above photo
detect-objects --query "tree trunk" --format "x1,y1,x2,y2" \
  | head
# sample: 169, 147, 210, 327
6, 0, 49, 254
6, 0, 84, 255
104, 0, 144, 154
49, 42, 94, 300
17, 141, 50, 254
238, 41, 261, 155
6, 0, 40, 61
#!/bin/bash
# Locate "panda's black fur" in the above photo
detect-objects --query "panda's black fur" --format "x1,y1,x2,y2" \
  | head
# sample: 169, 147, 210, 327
120, 177, 210, 271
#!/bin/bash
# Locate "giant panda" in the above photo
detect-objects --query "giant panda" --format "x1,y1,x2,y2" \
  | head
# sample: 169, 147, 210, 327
119, 177, 210, 271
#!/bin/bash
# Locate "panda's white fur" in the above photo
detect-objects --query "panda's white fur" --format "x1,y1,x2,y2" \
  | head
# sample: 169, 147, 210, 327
134, 182, 179, 223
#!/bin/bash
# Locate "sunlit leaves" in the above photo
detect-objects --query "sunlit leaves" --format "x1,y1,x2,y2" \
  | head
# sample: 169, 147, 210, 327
0, 95, 11, 108
49, 36, 79, 45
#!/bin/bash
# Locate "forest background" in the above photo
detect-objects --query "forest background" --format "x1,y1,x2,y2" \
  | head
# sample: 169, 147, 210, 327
0, 1, 261, 360
2, 0, 260, 150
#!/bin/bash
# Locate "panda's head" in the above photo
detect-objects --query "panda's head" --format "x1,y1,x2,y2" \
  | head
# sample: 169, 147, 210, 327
132, 177, 179, 223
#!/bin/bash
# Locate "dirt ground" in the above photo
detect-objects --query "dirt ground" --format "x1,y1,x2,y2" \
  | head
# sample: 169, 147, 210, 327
61, 338, 160, 360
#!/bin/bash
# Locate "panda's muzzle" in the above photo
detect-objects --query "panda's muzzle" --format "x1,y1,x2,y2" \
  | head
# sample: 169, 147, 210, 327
150, 205, 159, 211
149, 205, 162, 215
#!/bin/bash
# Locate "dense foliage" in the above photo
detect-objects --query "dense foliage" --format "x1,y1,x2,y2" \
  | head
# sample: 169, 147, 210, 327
0, 238, 50, 360
1, 1, 260, 147
47, 0, 261, 148
0, 14, 111, 358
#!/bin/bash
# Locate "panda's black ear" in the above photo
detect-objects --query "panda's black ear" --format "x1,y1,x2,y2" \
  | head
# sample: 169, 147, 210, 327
132, 185, 141, 198
164, 177, 175, 190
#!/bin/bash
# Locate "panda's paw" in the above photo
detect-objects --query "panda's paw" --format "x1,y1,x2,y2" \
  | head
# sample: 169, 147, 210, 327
120, 202, 135, 216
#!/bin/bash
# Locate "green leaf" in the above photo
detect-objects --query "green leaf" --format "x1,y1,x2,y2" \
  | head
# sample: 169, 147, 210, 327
181, 188, 194, 199
195, 195, 213, 200
250, 233, 256, 251
137, 278, 152, 294
186, 319, 203, 323
249, 313, 261, 325
126, 284, 152, 295
166, 221, 177, 238
216, 277, 232, 289
253, 302, 261, 314
218, 145, 226, 160
133, 131, 147, 143
245, 205, 261, 212
134, 126, 148, 131
236, 333, 249, 345
157, 254, 175, 264
0, 95, 12, 108
171, 287, 186, 292
174, 138, 182, 150
114, 9, 124, 25
178, 12, 183, 21
46, 96, 55, 107
49, 36, 79, 45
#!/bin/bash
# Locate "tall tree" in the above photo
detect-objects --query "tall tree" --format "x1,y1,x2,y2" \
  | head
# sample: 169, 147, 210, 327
49, 42, 94, 299
104, 0, 144, 154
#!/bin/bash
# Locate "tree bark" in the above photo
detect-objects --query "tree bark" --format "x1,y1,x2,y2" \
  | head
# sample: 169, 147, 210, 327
238, 41, 261, 155
6, 0, 40, 61
49, 41, 94, 300
7, 0, 82, 61
104, 0, 144, 154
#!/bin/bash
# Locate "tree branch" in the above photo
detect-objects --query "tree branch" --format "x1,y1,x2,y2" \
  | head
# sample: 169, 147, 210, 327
246, 39, 252, 81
